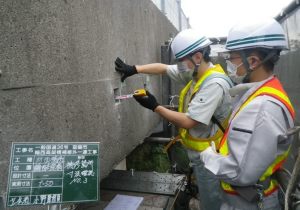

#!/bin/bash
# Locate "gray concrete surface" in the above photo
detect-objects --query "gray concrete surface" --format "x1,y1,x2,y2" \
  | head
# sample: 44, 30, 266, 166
0, 0, 177, 208
276, 50, 300, 124
276, 7, 300, 124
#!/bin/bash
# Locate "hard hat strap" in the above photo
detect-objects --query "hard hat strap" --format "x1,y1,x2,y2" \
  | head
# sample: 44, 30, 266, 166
257, 50, 280, 68
188, 47, 207, 78
240, 51, 252, 83
240, 49, 280, 83
187, 55, 198, 78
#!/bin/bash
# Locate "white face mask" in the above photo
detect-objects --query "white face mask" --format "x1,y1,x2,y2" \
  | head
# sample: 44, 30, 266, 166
177, 61, 194, 81
177, 61, 190, 72
226, 60, 245, 84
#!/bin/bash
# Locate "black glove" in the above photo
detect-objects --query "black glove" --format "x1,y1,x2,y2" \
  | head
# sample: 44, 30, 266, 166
114, 57, 138, 82
133, 90, 159, 111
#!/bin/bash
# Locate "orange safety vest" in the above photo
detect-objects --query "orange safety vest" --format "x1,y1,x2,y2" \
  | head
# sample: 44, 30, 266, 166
219, 76, 295, 196
178, 64, 232, 152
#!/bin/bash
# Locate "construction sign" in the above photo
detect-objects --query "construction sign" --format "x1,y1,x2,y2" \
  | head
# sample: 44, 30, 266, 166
6, 142, 99, 207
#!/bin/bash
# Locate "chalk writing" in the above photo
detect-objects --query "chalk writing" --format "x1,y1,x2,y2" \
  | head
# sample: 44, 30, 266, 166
9, 196, 30, 206
7, 143, 99, 207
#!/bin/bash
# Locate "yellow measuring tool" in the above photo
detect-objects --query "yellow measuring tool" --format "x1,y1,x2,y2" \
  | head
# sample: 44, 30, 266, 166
115, 89, 146, 100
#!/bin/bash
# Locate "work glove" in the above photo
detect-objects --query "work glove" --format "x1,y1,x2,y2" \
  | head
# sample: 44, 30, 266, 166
133, 90, 159, 111
114, 57, 138, 82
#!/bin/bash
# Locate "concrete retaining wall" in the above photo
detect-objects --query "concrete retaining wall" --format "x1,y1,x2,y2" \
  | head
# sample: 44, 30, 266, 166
0, 0, 177, 202
276, 6, 300, 123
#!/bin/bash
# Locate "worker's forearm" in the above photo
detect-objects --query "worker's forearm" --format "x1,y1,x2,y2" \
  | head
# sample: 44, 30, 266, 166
154, 105, 198, 129
135, 63, 168, 75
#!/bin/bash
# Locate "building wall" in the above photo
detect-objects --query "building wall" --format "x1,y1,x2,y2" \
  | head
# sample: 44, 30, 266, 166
151, 0, 190, 30
276, 5, 300, 123
0, 0, 177, 202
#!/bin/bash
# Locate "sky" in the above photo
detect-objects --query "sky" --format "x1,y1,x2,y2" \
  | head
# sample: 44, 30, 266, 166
181, 0, 294, 37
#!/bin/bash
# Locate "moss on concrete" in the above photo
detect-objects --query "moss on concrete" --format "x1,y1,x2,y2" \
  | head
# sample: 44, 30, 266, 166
126, 141, 190, 173
126, 142, 171, 172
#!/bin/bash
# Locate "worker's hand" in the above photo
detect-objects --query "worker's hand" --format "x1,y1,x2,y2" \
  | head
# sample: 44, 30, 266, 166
200, 146, 220, 175
133, 90, 159, 111
115, 57, 138, 82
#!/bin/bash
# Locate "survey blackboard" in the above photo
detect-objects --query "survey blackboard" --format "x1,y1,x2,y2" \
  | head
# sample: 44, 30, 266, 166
6, 142, 99, 207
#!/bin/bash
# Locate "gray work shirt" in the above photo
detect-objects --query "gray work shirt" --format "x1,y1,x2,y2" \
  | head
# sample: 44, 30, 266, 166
201, 76, 295, 185
166, 64, 232, 141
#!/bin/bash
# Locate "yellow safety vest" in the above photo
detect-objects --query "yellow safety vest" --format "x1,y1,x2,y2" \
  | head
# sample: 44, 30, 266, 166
178, 64, 231, 152
219, 76, 295, 196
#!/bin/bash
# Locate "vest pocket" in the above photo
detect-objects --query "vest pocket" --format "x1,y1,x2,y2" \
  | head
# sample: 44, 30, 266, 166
232, 127, 253, 134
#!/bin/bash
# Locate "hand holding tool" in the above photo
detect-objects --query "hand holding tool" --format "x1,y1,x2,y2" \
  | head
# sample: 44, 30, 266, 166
133, 90, 159, 111
115, 89, 146, 100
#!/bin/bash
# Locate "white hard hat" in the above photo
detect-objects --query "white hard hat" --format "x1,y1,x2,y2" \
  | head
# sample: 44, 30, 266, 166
225, 18, 288, 51
171, 29, 212, 60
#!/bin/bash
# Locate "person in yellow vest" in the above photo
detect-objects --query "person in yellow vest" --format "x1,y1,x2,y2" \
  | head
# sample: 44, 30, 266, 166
200, 18, 295, 210
115, 29, 233, 210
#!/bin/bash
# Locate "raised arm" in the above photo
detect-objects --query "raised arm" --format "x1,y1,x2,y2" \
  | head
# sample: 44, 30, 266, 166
115, 57, 168, 82
135, 63, 168, 74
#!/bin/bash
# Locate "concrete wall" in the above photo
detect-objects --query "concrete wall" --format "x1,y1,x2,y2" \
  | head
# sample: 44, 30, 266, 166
276, 5, 300, 124
0, 0, 177, 202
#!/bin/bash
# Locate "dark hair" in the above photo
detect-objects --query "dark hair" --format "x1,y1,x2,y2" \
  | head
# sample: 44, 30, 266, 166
190, 46, 211, 62
243, 48, 281, 71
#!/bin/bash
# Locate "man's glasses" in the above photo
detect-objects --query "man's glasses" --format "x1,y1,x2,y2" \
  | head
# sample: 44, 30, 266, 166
224, 56, 241, 62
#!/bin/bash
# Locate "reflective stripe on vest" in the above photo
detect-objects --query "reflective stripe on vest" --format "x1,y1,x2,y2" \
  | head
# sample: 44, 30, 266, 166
219, 76, 295, 195
178, 64, 232, 151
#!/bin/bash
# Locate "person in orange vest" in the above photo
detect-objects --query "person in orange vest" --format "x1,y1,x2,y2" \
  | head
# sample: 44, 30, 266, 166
200, 18, 295, 210
115, 29, 233, 210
